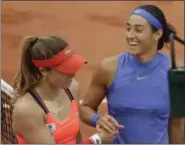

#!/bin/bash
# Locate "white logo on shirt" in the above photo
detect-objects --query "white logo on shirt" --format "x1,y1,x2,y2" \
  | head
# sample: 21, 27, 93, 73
137, 76, 148, 80
46, 123, 56, 132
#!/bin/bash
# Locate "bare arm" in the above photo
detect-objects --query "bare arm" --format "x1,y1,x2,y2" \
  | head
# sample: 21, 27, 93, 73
169, 117, 185, 144
79, 58, 116, 126
71, 78, 120, 143
13, 95, 55, 144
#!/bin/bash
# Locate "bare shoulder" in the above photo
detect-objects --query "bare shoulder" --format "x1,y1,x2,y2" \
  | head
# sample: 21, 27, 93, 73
13, 93, 54, 143
100, 55, 119, 72
102, 55, 120, 62
95, 55, 119, 87
14, 93, 43, 115
13, 93, 44, 131
80, 55, 120, 108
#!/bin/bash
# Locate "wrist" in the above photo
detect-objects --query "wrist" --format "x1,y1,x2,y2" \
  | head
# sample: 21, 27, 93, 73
91, 114, 102, 127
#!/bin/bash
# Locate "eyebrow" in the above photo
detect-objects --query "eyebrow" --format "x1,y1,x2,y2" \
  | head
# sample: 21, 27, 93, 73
126, 22, 145, 27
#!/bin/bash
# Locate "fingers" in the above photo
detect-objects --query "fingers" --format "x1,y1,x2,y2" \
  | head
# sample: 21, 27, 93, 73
96, 114, 124, 134
97, 119, 115, 133
101, 129, 119, 143
98, 128, 119, 143
105, 115, 124, 129
97, 115, 123, 132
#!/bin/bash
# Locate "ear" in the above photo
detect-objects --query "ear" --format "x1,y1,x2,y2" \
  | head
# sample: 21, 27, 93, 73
153, 29, 163, 41
39, 67, 48, 77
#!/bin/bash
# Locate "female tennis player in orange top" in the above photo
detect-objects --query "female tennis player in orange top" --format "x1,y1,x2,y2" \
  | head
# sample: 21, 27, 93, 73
12, 36, 118, 144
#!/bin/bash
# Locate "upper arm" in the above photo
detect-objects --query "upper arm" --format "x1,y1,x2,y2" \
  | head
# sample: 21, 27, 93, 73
13, 97, 55, 144
81, 58, 116, 110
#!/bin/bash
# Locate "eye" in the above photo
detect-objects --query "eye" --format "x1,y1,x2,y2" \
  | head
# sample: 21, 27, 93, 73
136, 29, 143, 33
135, 27, 144, 33
125, 26, 131, 31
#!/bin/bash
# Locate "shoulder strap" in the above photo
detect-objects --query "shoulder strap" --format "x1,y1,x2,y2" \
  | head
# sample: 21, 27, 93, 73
64, 89, 75, 101
29, 88, 75, 114
29, 89, 49, 114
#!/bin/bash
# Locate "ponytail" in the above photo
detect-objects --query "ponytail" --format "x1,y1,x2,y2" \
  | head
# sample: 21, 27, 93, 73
157, 23, 177, 50
13, 36, 41, 96
164, 23, 177, 43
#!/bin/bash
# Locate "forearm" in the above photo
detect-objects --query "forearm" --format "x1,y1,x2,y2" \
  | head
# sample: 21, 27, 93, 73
79, 105, 97, 126
169, 117, 185, 144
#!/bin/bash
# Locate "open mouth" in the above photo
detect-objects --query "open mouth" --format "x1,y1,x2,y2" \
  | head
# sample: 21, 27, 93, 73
128, 42, 139, 46
128, 42, 140, 50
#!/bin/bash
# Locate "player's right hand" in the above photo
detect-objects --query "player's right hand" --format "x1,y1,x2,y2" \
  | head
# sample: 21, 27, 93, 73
96, 114, 124, 133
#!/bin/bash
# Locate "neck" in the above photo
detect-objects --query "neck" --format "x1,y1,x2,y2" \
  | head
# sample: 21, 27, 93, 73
35, 81, 61, 101
135, 46, 158, 63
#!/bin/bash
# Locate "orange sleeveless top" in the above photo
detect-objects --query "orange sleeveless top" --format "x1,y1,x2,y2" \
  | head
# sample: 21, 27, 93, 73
16, 89, 80, 144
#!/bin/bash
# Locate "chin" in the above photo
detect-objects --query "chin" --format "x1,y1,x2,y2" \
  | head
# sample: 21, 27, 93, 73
128, 49, 141, 56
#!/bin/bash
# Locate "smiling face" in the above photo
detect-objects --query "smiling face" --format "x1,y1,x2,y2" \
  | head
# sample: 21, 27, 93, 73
125, 15, 157, 56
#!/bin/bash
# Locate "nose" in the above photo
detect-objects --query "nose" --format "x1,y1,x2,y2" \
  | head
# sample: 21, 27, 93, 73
127, 29, 136, 39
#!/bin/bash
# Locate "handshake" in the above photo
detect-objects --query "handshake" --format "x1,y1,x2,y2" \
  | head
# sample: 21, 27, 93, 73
90, 114, 124, 144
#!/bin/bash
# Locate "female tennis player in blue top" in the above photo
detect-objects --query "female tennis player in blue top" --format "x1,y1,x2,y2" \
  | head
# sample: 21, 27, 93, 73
80, 5, 185, 144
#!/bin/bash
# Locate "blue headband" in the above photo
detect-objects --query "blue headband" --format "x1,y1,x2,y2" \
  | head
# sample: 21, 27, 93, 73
131, 8, 163, 30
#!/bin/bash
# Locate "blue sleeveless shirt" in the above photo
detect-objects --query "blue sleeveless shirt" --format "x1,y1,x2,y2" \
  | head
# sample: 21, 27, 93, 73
107, 52, 170, 144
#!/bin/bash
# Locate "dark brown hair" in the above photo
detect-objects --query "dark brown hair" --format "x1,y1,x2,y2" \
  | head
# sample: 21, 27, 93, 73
13, 36, 68, 96
137, 5, 177, 50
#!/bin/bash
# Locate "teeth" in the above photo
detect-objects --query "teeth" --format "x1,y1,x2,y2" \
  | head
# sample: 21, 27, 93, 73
129, 42, 138, 45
